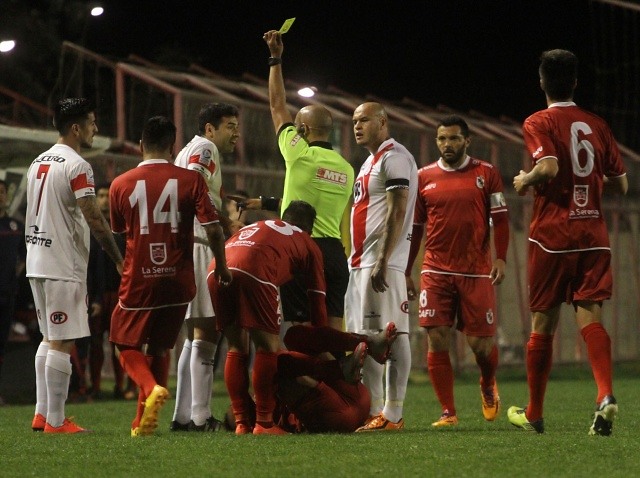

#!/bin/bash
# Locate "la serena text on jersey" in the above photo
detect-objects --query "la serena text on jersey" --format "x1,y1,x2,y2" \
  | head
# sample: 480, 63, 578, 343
141, 265, 177, 277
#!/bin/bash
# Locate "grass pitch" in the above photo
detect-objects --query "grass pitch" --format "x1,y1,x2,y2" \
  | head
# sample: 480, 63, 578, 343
1, 364, 639, 477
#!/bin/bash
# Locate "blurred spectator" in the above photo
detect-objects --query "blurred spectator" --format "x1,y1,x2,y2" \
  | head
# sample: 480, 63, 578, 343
0, 179, 26, 405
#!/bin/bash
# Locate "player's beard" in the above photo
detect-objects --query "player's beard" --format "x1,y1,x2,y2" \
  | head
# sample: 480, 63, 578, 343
442, 148, 465, 167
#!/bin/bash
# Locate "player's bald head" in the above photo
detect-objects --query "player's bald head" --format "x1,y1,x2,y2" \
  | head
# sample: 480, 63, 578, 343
356, 102, 387, 122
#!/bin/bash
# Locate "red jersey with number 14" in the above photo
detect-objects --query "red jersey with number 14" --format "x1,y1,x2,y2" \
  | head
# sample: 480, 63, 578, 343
110, 159, 219, 309
523, 102, 626, 252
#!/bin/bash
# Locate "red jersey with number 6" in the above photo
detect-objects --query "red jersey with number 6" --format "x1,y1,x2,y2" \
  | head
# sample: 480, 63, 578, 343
523, 102, 627, 252
110, 159, 219, 309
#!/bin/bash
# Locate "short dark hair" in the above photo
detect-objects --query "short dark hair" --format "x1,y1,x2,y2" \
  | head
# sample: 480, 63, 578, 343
282, 200, 317, 234
437, 115, 470, 138
141, 116, 176, 152
53, 98, 95, 135
0, 179, 7, 192
539, 49, 578, 100
95, 182, 111, 192
198, 103, 239, 134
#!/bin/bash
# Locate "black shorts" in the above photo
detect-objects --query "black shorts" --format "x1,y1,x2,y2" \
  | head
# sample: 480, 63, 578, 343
280, 237, 348, 322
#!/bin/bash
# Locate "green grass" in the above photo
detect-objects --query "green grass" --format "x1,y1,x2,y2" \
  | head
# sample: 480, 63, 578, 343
1, 364, 639, 477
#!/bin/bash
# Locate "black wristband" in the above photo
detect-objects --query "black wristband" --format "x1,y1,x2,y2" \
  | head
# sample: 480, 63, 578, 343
268, 57, 282, 66
260, 196, 280, 211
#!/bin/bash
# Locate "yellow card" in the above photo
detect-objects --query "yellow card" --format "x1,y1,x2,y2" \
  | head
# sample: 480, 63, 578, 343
279, 18, 296, 34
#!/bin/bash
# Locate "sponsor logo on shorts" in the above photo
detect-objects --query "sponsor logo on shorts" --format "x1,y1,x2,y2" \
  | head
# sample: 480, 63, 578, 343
486, 309, 494, 325
400, 301, 409, 314
150, 243, 167, 265
50, 311, 68, 325
364, 310, 381, 321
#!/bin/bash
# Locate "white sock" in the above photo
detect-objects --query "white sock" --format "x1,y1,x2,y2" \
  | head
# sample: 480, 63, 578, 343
190, 339, 217, 425
34, 342, 50, 417
45, 350, 72, 427
362, 355, 385, 416
383, 333, 411, 423
172, 339, 192, 424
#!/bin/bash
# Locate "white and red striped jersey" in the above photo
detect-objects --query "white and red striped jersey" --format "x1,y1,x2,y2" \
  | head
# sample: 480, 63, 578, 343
25, 144, 95, 282
349, 138, 418, 272
174, 135, 222, 242
110, 160, 220, 309
414, 156, 507, 276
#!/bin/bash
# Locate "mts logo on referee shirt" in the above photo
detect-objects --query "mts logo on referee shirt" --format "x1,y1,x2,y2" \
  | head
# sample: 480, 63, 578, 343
316, 168, 348, 185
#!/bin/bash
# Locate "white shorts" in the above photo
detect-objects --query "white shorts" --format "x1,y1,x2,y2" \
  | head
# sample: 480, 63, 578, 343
29, 278, 90, 341
185, 242, 215, 319
344, 268, 410, 333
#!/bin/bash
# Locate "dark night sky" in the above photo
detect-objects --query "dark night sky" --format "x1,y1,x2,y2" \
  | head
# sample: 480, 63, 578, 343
83, 0, 598, 122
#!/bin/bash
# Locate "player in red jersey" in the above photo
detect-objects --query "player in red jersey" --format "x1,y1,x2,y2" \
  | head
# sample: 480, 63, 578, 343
509, 50, 628, 435
406, 115, 509, 428
109, 116, 231, 437
207, 200, 326, 435
274, 323, 397, 433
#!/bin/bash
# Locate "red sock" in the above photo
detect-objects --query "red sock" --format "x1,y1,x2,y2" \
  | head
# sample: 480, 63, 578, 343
525, 333, 554, 421
132, 388, 146, 429
581, 322, 613, 402
428, 351, 456, 416
476, 345, 499, 390
118, 348, 156, 397
284, 325, 363, 355
253, 350, 278, 425
225, 351, 252, 424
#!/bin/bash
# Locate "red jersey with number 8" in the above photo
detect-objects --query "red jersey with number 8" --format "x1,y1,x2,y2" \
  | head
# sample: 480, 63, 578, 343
110, 159, 219, 309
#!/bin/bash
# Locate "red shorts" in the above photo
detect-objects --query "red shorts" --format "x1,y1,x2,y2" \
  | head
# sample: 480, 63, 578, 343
209, 269, 281, 335
418, 272, 497, 336
109, 302, 188, 349
528, 244, 612, 311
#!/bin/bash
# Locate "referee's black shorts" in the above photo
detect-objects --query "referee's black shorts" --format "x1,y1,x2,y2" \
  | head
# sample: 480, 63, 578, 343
280, 237, 348, 322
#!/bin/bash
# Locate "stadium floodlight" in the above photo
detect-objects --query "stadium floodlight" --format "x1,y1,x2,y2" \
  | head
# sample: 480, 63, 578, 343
90, 6, 104, 16
0, 40, 16, 53
297, 86, 317, 98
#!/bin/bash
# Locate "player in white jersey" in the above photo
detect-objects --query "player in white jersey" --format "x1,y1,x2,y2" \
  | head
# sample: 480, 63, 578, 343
171, 103, 241, 431
26, 98, 123, 433
346, 102, 417, 431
